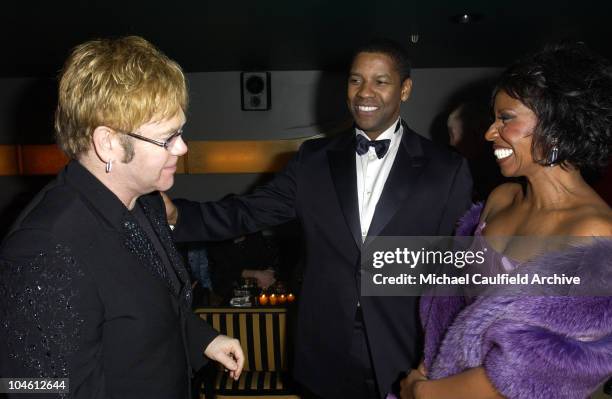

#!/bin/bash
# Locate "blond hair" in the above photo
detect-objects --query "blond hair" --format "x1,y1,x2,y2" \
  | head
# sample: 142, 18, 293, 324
55, 36, 188, 159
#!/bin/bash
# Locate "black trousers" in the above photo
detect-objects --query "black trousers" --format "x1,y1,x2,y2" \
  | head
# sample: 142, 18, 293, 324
302, 307, 380, 399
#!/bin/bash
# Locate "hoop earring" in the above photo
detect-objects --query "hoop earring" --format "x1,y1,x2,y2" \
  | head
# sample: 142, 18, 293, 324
105, 159, 113, 173
547, 145, 559, 166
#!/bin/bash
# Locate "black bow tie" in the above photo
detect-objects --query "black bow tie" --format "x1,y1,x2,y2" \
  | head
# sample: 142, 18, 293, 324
355, 134, 391, 159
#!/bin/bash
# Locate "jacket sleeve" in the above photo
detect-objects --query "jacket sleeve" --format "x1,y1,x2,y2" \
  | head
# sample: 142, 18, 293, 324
172, 142, 304, 243
0, 229, 107, 399
185, 311, 219, 372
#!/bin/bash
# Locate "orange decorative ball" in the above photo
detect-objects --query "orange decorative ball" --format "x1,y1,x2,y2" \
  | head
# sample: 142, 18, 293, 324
287, 293, 295, 303
269, 294, 278, 305
258, 294, 268, 306
278, 294, 287, 304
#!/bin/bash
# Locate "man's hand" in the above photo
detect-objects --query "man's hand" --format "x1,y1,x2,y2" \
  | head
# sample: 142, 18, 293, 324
253, 269, 276, 289
160, 191, 178, 225
204, 335, 245, 380
417, 361, 428, 378
242, 269, 276, 289
399, 369, 427, 399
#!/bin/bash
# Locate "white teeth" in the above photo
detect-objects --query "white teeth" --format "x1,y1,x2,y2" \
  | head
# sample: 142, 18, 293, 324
357, 106, 378, 112
494, 148, 514, 159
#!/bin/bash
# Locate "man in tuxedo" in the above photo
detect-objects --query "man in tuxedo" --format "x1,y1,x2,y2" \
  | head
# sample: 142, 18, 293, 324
167, 39, 472, 398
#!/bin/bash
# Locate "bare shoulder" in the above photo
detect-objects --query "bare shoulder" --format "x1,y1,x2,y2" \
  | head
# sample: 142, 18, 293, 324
481, 183, 522, 222
566, 205, 612, 236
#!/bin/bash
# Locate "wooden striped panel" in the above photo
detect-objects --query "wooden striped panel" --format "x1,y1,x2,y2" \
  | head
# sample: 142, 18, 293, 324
279, 312, 287, 370
210, 371, 297, 397
238, 313, 249, 371
197, 307, 287, 314
0, 136, 320, 176
265, 313, 275, 371
196, 307, 296, 397
252, 314, 262, 371
194, 307, 288, 373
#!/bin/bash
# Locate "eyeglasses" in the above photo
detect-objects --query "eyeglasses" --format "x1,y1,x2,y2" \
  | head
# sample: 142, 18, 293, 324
125, 129, 183, 150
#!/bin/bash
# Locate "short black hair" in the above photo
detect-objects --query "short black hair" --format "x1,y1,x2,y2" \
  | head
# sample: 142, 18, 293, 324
350, 38, 412, 82
494, 42, 612, 172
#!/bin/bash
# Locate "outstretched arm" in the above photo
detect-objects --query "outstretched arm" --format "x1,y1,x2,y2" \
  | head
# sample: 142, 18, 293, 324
165, 144, 304, 243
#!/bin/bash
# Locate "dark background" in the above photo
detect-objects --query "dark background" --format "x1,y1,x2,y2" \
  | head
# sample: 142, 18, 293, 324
2, 0, 612, 76
1, 0, 611, 235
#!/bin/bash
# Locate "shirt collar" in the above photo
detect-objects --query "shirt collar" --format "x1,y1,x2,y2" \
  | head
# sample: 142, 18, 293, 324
355, 117, 402, 141
64, 160, 132, 231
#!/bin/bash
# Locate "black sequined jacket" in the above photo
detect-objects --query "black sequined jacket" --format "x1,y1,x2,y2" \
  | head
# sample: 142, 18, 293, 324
0, 161, 218, 399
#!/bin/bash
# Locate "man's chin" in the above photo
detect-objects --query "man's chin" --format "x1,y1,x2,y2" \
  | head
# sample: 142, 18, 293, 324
157, 178, 175, 193
353, 119, 379, 133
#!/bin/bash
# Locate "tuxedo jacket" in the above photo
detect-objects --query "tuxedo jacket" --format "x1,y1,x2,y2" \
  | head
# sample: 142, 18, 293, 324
174, 126, 472, 398
0, 161, 218, 399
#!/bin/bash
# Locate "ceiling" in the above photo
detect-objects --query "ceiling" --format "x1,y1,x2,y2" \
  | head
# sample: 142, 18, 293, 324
2, 0, 612, 77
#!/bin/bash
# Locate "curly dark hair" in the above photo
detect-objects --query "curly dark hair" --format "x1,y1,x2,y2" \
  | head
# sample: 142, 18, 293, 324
351, 38, 412, 82
494, 42, 612, 172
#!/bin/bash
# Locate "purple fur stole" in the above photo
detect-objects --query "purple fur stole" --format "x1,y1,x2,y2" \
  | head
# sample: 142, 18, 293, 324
455, 201, 484, 237
420, 203, 612, 399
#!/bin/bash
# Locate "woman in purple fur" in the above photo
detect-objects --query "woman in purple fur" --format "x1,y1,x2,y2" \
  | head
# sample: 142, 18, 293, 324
398, 43, 612, 399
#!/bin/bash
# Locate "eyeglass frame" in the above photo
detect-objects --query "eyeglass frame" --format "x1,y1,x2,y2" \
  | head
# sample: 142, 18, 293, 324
124, 129, 183, 150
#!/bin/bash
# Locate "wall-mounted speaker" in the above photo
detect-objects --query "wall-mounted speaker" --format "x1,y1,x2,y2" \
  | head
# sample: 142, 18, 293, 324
241, 72, 271, 111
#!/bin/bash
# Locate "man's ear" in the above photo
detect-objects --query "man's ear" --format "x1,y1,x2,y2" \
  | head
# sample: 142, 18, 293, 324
91, 126, 117, 162
400, 78, 413, 102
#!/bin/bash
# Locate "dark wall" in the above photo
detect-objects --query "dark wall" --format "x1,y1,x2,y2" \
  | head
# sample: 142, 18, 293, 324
0, 67, 502, 236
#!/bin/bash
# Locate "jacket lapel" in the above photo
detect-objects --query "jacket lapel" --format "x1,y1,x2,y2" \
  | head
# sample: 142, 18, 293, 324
139, 196, 193, 308
120, 212, 175, 293
65, 161, 190, 305
366, 127, 427, 240
328, 134, 362, 248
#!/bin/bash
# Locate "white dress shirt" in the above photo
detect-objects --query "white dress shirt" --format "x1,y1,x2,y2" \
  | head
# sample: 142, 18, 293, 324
355, 118, 403, 241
